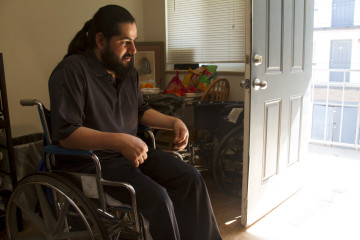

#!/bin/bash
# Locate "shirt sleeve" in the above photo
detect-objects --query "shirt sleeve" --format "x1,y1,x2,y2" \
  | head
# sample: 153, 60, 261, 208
48, 59, 86, 142
135, 71, 152, 121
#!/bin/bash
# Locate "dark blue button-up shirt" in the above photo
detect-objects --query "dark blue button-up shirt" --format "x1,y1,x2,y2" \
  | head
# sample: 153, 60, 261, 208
49, 49, 151, 160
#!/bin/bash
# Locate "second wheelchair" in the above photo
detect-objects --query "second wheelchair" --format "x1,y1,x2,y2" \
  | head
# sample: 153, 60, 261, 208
155, 101, 244, 198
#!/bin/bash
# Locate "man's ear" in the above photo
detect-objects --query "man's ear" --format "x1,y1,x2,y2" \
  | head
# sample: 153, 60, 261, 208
95, 32, 107, 50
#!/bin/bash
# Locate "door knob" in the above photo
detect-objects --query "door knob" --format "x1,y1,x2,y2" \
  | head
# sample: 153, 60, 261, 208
253, 78, 267, 90
254, 54, 263, 66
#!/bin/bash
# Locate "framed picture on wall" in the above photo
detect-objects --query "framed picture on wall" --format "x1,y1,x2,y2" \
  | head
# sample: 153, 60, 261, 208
135, 42, 165, 89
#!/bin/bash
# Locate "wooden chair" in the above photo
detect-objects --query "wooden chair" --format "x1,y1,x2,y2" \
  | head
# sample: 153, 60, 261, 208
199, 77, 230, 102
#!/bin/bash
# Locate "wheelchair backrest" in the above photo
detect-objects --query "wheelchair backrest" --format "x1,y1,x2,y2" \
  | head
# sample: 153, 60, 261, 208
193, 101, 244, 130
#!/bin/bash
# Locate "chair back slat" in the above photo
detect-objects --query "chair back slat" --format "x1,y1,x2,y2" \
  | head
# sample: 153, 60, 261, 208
200, 78, 230, 103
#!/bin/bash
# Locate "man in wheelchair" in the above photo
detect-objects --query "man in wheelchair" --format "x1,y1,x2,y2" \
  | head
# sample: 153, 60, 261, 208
47, 5, 221, 240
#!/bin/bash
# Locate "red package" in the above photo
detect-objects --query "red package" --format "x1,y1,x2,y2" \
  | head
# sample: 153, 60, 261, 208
163, 70, 186, 96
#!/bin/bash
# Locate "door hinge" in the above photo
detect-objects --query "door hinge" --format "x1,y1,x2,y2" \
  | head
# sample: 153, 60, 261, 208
240, 79, 251, 89
245, 54, 251, 65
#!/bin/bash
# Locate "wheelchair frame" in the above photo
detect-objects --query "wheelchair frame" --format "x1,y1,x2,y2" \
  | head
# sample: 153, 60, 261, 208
179, 101, 244, 198
6, 99, 148, 240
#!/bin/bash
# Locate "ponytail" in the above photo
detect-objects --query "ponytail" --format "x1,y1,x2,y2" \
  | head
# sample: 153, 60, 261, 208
64, 19, 93, 58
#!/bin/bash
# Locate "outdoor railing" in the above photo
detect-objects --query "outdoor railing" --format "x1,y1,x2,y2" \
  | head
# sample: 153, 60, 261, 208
310, 68, 360, 149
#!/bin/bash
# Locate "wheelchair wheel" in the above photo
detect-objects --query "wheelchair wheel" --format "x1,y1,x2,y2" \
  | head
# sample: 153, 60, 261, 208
213, 125, 243, 198
6, 172, 106, 240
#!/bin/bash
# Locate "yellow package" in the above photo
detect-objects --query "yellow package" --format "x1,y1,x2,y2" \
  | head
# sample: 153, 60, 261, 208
182, 67, 205, 88
196, 65, 218, 91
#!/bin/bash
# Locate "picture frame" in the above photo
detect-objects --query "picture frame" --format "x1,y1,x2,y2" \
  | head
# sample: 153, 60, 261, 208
135, 42, 165, 89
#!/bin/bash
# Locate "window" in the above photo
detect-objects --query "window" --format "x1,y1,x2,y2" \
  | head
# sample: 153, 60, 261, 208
331, 0, 355, 27
329, 39, 352, 82
166, 0, 246, 70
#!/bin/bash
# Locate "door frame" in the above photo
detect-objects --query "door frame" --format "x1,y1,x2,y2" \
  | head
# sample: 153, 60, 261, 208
240, 0, 252, 227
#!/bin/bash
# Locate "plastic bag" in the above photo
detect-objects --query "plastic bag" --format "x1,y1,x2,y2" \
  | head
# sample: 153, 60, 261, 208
197, 65, 218, 91
143, 94, 184, 115
163, 70, 186, 96
182, 67, 204, 88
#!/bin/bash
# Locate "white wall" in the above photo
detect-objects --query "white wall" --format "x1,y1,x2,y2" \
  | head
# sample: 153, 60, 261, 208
0, 0, 144, 137
312, 28, 360, 85
143, 0, 166, 42
313, 30, 360, 70
314, 0, 360, 28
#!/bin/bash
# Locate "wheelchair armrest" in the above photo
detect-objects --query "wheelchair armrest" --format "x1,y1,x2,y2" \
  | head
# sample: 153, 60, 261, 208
43, 126, 155, 154
43, 145, 93, 156
137, 125, 150, 132
43, 145, 100, 174
137, 125, 156, 149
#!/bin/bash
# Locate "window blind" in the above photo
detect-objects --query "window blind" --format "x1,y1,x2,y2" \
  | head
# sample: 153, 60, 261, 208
166, 0, 246, 64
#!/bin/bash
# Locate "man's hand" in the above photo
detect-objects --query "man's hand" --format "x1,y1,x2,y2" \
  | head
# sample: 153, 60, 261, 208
116, 134, 149, 167
58, 127, 148, 167
172, 119, 189, 151
139, 108, 189, 150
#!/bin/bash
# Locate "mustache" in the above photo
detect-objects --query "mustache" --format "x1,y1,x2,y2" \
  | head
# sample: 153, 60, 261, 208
122, 54, 134, 60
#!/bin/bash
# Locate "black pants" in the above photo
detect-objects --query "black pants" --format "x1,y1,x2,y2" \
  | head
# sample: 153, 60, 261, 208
96, 148, 222, 240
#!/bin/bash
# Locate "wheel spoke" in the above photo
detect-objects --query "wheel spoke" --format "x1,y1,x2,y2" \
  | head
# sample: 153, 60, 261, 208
51, 194, 95, 239
228, 146, 237, 153
12, 198, 47, 235
35, 185, 57, 228
53, 195, 71, 234
214, 127, 244, 198
8, 173, 106, 239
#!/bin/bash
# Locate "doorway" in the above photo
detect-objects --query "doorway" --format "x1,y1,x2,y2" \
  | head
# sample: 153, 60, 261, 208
311, 0, 360, 149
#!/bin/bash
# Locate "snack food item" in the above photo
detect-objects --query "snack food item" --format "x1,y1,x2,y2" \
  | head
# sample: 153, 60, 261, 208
197, 65, 218, 91
182, 67, 205, 88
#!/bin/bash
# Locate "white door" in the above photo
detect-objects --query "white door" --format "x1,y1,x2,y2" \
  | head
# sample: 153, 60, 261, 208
241, 0, 314, 226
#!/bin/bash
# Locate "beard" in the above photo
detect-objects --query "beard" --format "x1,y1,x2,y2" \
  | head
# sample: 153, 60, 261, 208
101, 45, 134, 79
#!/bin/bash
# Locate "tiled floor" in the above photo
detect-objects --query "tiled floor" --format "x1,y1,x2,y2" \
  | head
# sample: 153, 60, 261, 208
206, 144, 360, 240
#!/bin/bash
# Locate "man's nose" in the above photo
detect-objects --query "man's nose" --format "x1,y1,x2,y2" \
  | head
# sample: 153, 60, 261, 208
129, 42, 136, 55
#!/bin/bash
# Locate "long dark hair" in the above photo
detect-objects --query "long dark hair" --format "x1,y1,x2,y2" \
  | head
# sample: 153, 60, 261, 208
64, 5, 135, 58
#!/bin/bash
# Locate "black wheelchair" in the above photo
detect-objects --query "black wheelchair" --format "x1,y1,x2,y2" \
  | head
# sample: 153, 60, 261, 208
6, 99, 172, 239
145, 94, 244, 198
182, 101, 244, 198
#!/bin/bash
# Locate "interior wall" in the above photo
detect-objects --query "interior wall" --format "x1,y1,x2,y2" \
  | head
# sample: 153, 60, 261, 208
143, 0, 165, 42
0, 0, 144, 137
